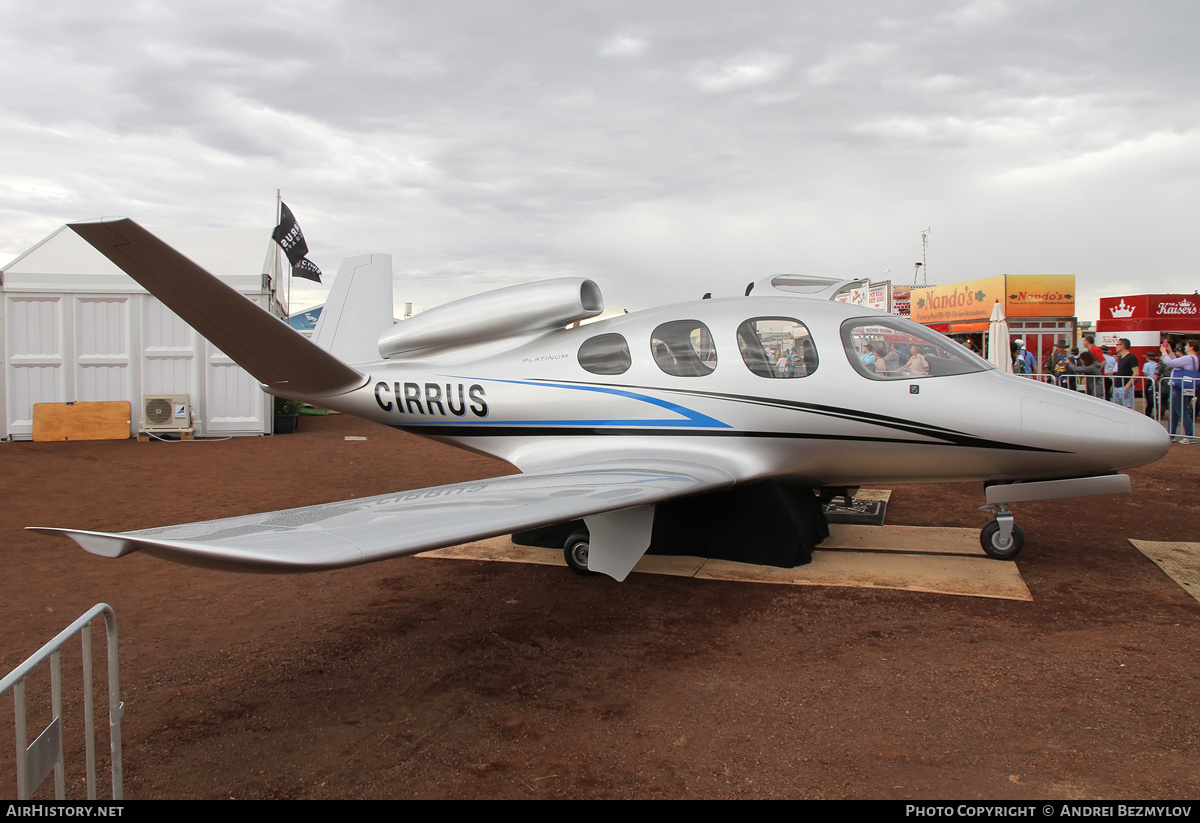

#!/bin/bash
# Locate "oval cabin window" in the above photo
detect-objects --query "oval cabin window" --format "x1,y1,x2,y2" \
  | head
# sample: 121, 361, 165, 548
737, 317, 818, 378
578, 333, 632, 375
651, 320, 717, 377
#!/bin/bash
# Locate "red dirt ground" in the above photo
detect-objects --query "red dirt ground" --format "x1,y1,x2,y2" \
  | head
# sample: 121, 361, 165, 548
1, 413, 1197, 799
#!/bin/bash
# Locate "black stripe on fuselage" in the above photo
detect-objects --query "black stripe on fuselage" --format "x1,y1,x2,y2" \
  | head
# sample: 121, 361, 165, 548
527, 378, 969, 436
384, 422, 1064, 453
511, 378, 1064, 453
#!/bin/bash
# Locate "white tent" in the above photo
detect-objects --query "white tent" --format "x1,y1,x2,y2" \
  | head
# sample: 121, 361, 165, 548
1, 224, 284, 439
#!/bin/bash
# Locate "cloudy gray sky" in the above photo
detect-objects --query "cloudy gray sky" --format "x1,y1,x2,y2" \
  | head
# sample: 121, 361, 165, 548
2, 0, 1197, 321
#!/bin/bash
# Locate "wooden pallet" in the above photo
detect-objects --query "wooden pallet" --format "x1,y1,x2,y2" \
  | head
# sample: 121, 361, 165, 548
136, 428, 195, 442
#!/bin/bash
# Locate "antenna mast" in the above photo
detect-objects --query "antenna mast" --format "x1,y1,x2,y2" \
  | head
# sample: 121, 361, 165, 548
913, 227, 930, 286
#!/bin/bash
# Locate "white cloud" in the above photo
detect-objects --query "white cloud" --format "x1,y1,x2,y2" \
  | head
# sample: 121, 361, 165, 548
805, 42, 894, 86
689, 52, 792, 93
945, 0, 1010, 29
990, 130, 1200, 186
599, 34, 648, 58
1, 1, 1198, 316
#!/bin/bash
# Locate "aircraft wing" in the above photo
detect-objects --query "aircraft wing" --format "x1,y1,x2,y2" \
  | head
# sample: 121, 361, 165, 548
29, 461, 734, 575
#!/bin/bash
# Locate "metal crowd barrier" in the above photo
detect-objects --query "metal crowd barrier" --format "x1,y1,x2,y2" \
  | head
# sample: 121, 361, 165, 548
1151, 374, 1197, 441
1017, 370, 1121, 397
1, 603, 123, 800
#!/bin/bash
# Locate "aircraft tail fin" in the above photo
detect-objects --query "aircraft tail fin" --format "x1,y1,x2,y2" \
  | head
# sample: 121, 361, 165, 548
69, 218, 366, 398
312, 253, 394, 365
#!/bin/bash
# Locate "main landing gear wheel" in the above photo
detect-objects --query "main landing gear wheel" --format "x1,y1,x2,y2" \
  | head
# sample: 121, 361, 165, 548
980, 520, 1025, 560
564, 529, 593, 575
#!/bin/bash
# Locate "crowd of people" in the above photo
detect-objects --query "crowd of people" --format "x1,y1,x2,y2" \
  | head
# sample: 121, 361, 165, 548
858, 341, 930, 377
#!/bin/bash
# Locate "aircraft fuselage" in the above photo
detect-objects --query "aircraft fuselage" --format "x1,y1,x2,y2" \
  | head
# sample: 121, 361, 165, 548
307, 295, 1168, 489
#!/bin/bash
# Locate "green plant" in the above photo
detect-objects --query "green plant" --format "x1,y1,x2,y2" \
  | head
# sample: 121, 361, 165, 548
274, 396, 303, 415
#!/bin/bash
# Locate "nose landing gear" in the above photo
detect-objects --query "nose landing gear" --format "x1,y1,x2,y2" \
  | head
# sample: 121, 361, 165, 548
977, 474, 1133, 562
978, 503, 1025, 560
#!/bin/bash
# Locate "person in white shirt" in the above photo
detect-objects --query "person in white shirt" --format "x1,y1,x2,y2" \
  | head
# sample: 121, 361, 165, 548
1142, 352, 1160, 418
1160, 339, 1199, 443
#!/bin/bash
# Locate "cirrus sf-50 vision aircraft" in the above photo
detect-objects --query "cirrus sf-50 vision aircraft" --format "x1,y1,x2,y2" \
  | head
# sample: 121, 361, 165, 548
30, 219, 1170, 581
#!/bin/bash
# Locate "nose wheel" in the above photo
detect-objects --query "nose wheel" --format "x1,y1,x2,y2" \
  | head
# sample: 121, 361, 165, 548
978, 504, 1024, 560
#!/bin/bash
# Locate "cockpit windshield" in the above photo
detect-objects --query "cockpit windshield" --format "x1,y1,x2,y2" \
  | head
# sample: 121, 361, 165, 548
841, 316, 994, 380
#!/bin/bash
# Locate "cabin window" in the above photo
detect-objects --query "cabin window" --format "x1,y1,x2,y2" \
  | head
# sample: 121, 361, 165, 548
841, 317, 993, 380
578, 333, 632, 375
738, 317, 818, 378
651, 320, 717, 377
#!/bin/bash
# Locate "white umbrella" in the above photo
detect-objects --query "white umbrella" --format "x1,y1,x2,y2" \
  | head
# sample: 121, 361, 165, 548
987, 300, 1013, 374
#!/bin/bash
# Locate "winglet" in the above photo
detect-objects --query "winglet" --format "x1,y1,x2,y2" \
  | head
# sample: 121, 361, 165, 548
27, 527, 140, 559
69, 218, 366, 398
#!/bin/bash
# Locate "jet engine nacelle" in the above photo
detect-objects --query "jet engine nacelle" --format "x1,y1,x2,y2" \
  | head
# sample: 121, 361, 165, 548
377, 277, 604, 358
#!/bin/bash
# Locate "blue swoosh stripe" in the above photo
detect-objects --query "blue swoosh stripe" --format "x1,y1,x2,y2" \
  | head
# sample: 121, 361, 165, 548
441, 375, 730, 429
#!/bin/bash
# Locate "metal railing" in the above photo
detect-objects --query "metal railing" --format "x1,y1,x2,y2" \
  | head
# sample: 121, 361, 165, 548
1153, 374, 1198, 441
1, 603, 123, 800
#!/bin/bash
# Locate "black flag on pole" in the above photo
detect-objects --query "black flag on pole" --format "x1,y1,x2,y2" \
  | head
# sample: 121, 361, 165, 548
271, 202, 309, 264
272, 202, 323, 282
293, 258, 323, 282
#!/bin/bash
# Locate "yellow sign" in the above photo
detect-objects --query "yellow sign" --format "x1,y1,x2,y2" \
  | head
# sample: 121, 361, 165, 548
910, 276, 1005, 325
1003, 275, 1075, 317
910, 274, 1075, 324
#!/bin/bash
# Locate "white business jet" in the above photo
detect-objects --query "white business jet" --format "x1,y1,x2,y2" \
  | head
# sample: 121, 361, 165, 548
30, 219, 1170, 581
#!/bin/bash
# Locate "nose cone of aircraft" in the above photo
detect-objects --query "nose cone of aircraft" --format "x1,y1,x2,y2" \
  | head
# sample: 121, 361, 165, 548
1019, 386, 1171, 475
1127, 406, 1173, 467
1078, 408, 1170, 474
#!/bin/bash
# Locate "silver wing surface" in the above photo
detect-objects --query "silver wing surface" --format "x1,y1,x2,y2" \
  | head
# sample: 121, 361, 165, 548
30, 462, 734, 577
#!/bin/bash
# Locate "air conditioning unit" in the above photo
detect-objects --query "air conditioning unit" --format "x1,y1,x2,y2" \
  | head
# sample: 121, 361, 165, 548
142, 394, 192, 431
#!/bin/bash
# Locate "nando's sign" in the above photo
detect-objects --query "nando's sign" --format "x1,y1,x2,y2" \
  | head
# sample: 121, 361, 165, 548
911, 275, 1075, 324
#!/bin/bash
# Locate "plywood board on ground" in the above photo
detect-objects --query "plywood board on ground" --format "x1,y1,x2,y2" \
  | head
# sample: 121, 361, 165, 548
32, 401, 131, 442
1129, 540, 1200, 604
822, 523, 985, 555
425, 527, 1030, 601
697, 551, 1030, 600
852, 488, 892, 502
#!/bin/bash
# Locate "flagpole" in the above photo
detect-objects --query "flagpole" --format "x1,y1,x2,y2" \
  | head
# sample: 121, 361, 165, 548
276, 189, 289, 318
